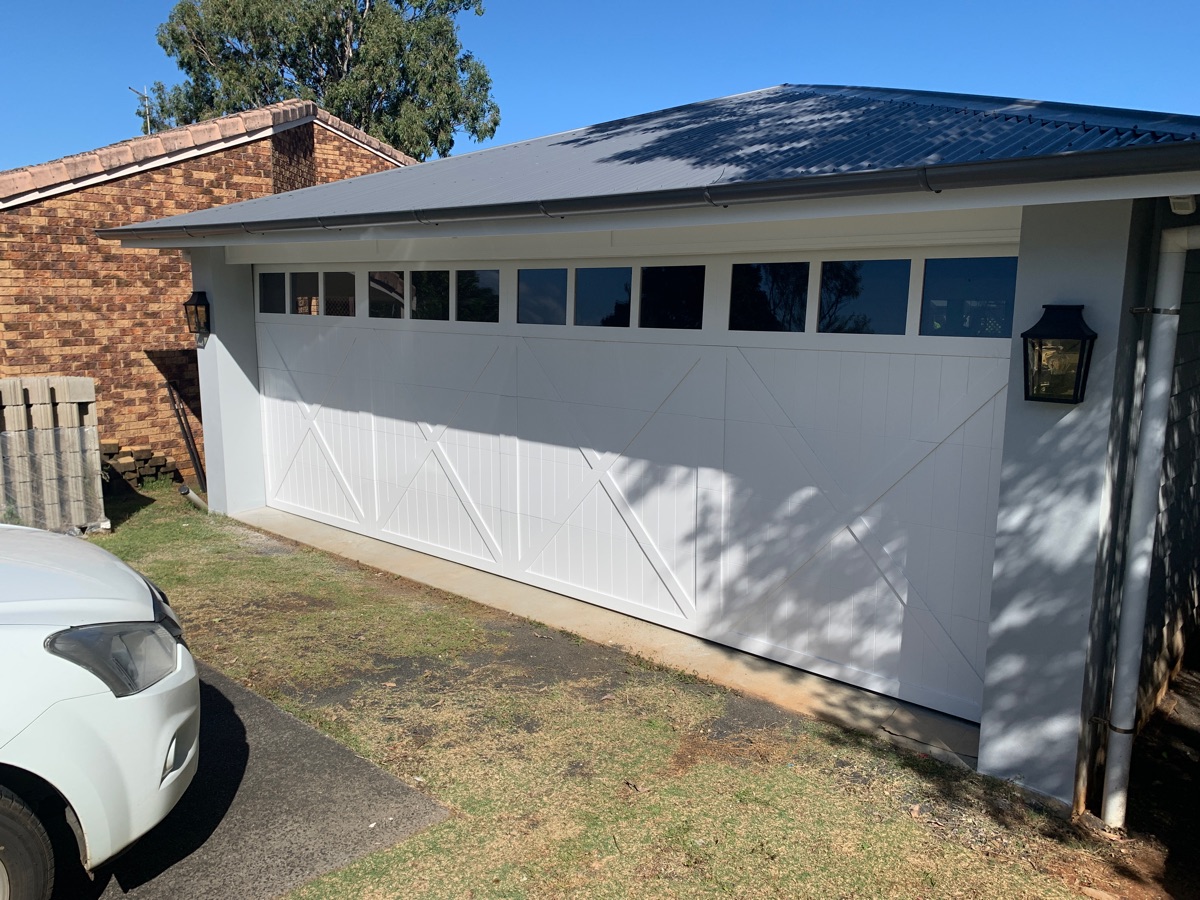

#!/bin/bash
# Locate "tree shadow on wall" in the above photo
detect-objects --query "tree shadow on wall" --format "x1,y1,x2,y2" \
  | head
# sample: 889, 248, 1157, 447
145, 348, 202, 426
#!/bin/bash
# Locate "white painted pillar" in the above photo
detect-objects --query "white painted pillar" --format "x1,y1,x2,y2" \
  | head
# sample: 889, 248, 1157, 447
978, 201, 1134, 804
188, 247, 266, 515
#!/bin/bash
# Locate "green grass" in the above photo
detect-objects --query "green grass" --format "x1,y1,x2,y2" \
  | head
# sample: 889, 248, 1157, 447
93, 481, 1136, 900
95, 479, 491, 697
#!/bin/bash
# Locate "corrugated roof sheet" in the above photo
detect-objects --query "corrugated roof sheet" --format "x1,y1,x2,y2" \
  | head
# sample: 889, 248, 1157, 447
104, 84, 1200, 237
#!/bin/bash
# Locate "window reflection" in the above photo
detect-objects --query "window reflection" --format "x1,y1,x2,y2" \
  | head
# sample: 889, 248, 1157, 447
518, 269, 567, 325
457, 269, 500, 322
575, 267, 631, 327
290, 271, 319, 316
920, 257, 1018, 337
411, 270, 450, 320
323, 271, 355, 317
259, 272, 285, 314
640, 265, 705, 329
729, 262, 809, 331
818, 260, 909, 334
368, 271, 405, 319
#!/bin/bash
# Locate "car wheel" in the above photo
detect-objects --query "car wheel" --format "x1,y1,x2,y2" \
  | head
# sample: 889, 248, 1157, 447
0, 786, 53, 900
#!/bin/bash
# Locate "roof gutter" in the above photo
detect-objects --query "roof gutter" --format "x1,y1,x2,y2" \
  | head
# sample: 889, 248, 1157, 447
98, 142, 1200, 241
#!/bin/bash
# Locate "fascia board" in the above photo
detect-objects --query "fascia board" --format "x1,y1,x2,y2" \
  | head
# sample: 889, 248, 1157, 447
113, 168, 1200, 252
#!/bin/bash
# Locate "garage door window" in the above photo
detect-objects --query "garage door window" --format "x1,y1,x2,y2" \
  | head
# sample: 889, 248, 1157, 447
818, 260, 909, 334
369, 271, 406, 318
323, 272, 356, 317
290, 272, 320, 316
411, 271, 450, 320
640, 265, 705, 329
920, 257, 1018, 337
729, 262, 809, 331
518, 269, 567, 324
259, 272, 286, 314
457, 270, 501, 322
575, 267, 631, 327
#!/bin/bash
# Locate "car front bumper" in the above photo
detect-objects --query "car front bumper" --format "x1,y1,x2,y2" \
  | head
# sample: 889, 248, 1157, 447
0, 644, 200, 869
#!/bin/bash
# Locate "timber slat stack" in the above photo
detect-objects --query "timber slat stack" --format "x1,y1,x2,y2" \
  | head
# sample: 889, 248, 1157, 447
0, 376, 108, 532
100, 442, 178, 486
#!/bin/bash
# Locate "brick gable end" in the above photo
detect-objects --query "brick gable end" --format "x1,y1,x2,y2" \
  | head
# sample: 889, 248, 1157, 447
0, 123, 403, 481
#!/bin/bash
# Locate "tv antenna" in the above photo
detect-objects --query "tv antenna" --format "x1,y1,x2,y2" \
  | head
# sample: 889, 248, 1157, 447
129, 86, 151, 133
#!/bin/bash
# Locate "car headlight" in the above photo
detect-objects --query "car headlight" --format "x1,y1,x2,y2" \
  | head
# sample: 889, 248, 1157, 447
45, 621, 181, 698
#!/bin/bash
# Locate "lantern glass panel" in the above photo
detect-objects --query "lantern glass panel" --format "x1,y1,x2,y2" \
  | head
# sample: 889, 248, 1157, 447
1027, 338, 1083, 402
184, 294, 209, 334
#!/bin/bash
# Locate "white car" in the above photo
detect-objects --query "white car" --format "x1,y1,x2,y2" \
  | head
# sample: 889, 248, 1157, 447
0, 524, 200, 900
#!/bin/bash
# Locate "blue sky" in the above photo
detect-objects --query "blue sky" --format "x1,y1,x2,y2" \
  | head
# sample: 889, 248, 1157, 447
2, 0, 1198, 171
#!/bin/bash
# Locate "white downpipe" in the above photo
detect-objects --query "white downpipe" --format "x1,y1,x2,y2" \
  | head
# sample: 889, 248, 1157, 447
1101, 225, 1199, 828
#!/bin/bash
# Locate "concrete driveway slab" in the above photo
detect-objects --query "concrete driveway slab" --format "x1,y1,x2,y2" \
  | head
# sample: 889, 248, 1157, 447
54, 663, 446, 899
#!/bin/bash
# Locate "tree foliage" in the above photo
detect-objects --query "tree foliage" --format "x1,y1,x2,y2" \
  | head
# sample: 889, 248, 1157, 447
818, 262, 872, 334
142, 0, 500, 160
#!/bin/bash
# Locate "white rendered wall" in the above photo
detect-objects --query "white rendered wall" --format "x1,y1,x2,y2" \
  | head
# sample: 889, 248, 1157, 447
254, 245, 1013, 721
189, 248, 265, 515
978, 201, 1135, 803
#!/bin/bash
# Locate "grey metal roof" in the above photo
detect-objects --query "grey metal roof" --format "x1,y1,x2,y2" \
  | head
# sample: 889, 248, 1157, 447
103, 84, 1200, 239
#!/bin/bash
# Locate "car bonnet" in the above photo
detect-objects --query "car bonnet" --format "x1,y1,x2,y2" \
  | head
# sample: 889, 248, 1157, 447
0, 525, 154, 626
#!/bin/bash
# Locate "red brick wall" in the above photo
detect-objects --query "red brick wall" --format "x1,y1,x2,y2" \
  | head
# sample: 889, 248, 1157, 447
0, 124, 405, 485
313, 124, 399, 180
272, 127, 316, 193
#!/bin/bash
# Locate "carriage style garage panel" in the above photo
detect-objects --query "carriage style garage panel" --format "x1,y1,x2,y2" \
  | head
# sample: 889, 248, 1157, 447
106, 81, 1200, 818
254, 254, 1012, 722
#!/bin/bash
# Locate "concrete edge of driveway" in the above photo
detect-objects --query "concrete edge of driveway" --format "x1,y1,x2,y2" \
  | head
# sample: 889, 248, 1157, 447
233, 506, 979, 769
91, 663, 448, 900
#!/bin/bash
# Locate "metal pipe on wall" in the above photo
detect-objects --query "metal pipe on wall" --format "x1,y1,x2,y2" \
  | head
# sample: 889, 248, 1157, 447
1101, 224, 1198, 828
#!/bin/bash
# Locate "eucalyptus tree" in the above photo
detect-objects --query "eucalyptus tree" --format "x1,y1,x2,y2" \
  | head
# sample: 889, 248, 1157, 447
142, 0, 500, 159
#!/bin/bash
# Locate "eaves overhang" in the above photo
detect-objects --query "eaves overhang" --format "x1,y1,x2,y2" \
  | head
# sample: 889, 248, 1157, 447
98, 142, 1200, 244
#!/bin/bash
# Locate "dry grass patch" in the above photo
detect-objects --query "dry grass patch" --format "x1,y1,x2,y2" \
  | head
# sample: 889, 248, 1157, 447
93, 480, 493, 698
289, 669, 1077, 900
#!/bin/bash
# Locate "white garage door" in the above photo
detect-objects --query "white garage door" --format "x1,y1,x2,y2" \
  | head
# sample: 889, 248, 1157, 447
257, 317, 1007, 722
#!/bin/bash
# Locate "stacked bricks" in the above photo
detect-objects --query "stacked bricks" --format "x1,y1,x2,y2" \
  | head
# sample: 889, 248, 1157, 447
0, 376, 107, 532
100, 441, 178, 487
0, 117, 403, 492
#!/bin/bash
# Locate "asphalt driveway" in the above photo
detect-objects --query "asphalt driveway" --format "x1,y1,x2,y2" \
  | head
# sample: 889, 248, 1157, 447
52, 664, 446, 900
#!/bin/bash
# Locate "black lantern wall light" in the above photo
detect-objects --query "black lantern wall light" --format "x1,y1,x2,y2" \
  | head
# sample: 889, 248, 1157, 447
183, 291, 211, 340
1021, 304, 1098, 404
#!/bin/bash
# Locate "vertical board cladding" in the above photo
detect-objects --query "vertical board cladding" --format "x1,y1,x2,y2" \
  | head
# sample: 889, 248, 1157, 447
0, 122, 405, 482
1140, 247, 1200, 717
256, 320, 1010, 722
